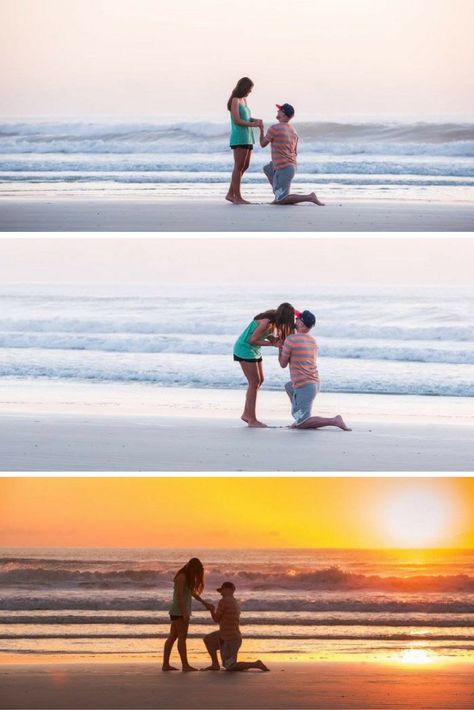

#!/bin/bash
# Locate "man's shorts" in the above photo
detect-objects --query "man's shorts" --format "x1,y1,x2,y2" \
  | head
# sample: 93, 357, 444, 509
263, 162, 296, 202
204, 630, 242, 669
285, 381, 317, 425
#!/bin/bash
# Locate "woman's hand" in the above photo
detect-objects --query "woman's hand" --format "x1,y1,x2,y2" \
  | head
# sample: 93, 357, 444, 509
252, 118, 263, 128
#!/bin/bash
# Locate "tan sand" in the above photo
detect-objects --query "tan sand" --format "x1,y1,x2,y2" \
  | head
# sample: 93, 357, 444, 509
1, 412, 472, 471
1, 661, 473, 709
1, 198, 474, 231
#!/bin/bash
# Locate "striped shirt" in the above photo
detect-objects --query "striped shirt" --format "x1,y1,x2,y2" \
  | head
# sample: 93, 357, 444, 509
282, 333, 319, 389
216, 596, 241, 640
265, 122, 298, 169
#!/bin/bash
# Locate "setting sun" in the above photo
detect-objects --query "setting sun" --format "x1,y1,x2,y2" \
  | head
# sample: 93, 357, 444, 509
381, 486, 456, 547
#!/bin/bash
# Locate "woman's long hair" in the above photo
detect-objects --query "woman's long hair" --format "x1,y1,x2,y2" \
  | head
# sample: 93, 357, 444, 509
174, 557, 204, 595
227, 77, 254, 111
254, 303, 295, 339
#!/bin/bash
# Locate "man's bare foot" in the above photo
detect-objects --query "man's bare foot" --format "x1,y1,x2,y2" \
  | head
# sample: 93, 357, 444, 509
182, 665, 199, 672
162, 665, 179, 671
334, 415, 351, 431
241, 414, 250, 423
256, 660, 270, 671
311, 192, 325, 206
225, 193, 235, 203
247, 419, 267, 428
234, 198, 251, 204
201, 665, 221, 671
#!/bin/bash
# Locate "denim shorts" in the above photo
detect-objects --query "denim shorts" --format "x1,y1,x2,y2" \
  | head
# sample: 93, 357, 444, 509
285, 381, 317, 424
263, 162, 296, 201
204, 630, 242, 669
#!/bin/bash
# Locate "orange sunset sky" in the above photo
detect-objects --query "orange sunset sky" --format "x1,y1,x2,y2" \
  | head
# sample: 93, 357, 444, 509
1, 478, 473, 549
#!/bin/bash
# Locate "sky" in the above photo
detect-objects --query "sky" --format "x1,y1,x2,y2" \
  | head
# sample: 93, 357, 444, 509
0, 237, 473, 288
1, 0, 473, 121
1, 477, 472, 549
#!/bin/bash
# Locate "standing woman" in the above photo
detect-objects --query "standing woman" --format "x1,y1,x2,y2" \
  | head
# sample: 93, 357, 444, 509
162, 557, 211, 672
233, 303, 295, 427
226, 77, 263, 204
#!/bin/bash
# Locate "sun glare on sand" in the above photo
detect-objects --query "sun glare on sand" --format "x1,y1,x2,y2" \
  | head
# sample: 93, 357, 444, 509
381, 486, 455, 548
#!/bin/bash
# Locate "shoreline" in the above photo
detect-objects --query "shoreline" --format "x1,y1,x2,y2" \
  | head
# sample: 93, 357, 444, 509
1, 382, 472, 471
1, 660, 473, 709
2, 198, 474, 231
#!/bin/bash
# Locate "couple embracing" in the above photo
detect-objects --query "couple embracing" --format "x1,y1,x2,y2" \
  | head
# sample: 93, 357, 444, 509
234, 303, 350, 431
162, 558, 268, 673
226, 76, 325, 206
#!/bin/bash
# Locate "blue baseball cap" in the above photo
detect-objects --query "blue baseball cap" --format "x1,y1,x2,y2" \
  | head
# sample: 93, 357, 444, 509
276, 103, 295, 118
299, 310, 316, 328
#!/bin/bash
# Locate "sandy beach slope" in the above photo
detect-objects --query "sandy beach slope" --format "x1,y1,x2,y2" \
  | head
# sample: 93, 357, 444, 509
1, 199, 474, 231
1, 661, 473, 709
1, 412, 472, 472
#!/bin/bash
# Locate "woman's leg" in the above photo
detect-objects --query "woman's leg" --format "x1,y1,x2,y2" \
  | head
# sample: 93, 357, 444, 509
162, 621, 179, 670
175, 617, 198, 671
239, 360, 266, 427
227, 148, 251, 204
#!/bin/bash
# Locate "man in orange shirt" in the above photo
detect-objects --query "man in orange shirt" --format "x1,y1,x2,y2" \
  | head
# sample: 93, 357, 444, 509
259, 103, 325, 206
202, 581, 269, 672
279, 310, 350, 431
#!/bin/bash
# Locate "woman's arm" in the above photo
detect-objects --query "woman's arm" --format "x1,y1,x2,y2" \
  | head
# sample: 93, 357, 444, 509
175, 574, 189, 619
231, 98, 262, 128
249, 319, 278, 347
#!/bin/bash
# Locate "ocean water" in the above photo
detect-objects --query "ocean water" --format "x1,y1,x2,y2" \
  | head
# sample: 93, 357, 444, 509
1, 548, 473, 663
0, 285, 473, 398
1, 121, 474, 202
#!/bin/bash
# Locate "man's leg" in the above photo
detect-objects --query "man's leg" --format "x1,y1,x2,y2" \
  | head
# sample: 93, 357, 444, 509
226, 660, 269, 671
276, 192, 325, 206
263, 162, 274, 186
296, 415, 351, 431
202, 631, 221, 671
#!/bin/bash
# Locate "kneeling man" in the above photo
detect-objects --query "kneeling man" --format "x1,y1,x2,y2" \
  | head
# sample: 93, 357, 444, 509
203, 581, 269, 672
279, 309, 350, 431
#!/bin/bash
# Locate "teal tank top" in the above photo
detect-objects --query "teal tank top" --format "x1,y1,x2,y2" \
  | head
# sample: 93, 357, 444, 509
230, 102, 255, 146
234, 320, 266, 359
169, 579, 192, 616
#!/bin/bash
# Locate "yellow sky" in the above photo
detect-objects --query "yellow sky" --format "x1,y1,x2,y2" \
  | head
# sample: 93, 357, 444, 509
1, 477, 472, 549
1, 0, 473, 119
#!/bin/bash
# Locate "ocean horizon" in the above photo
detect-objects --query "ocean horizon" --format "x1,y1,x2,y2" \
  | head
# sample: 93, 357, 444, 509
1, 547, 473, 664
0, 284, 472, 399
1, 119, 473, 203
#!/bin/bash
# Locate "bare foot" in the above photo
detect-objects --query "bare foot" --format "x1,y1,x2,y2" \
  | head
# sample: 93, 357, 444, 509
256, 660, 270, 671
182, 665, 199, 672
247, 419, 268, 428
234, 198, 251, 204
162, 665, 179, 671
241, 414, 250, 423
334, 415, 351, 431
311, 192, 325, 206
201, 665, 221, 671
225, 193, 235, 203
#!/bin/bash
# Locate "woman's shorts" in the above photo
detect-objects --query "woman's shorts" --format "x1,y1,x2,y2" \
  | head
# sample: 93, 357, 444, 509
231, 144, 253, 150
233, 354, 262, 363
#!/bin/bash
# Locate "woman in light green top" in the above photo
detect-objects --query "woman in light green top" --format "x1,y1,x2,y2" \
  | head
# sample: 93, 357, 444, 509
233, 303, 296, 428
162, 557, 212, 671
226, 77, 263, 204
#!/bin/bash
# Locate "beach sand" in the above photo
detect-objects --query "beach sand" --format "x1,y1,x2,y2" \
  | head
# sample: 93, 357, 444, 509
1, 383, 472, 471
1, 661, 473, 709
1, 198, 474, 231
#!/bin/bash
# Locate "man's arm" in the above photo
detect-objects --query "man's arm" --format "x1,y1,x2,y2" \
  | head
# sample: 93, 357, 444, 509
279, 341, 291, 368
259, 124, 274, 148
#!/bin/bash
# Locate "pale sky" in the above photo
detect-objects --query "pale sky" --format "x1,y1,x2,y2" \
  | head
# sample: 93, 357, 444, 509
1, 0, 473, 120
0, 238, 472, 288
1, 477, 472, 548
